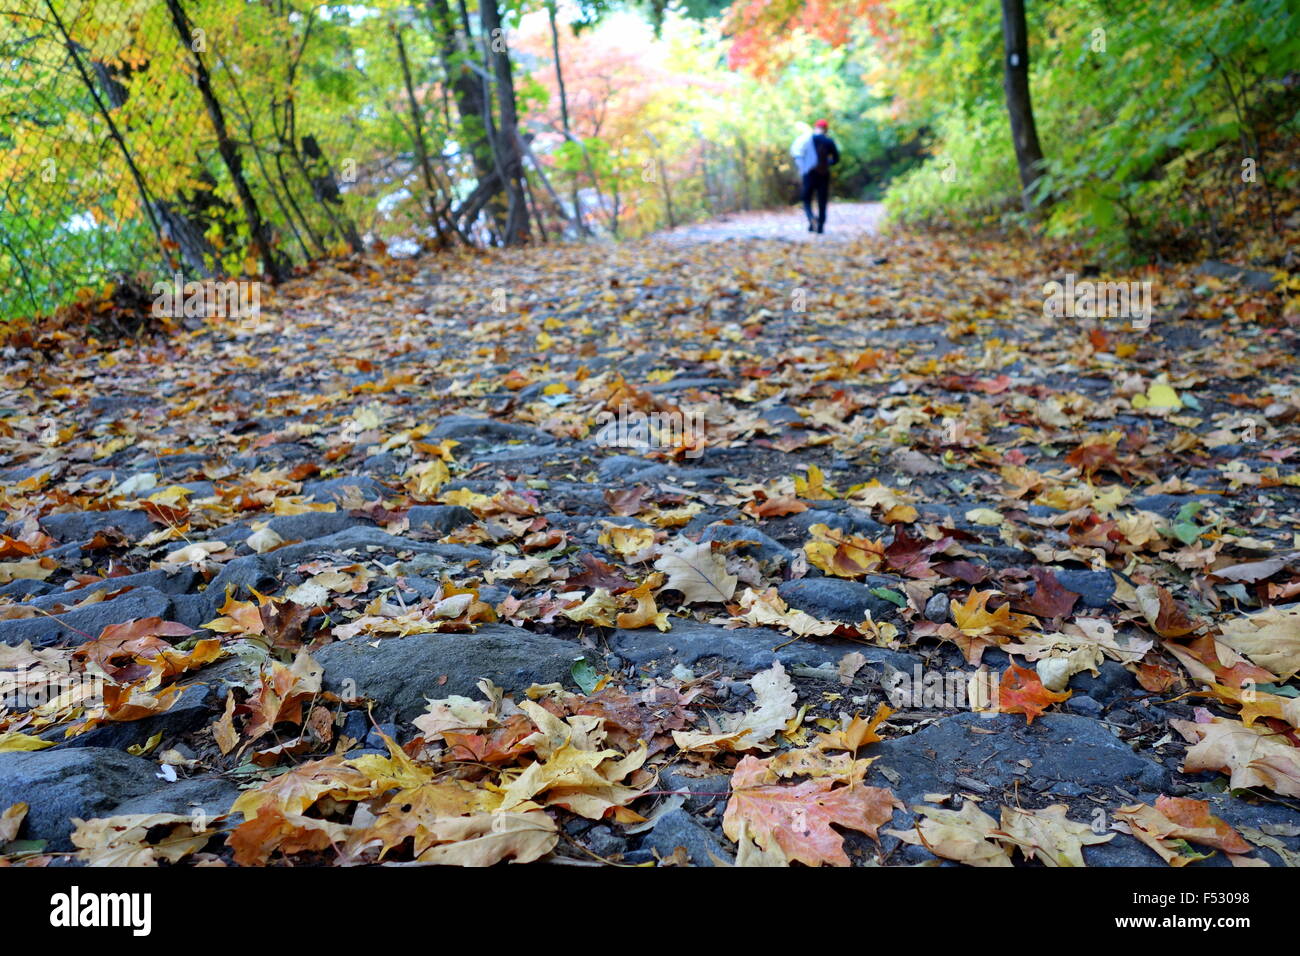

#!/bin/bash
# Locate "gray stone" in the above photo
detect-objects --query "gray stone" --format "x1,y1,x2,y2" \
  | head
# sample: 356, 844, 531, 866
200, 554, 279, 616
408, 505, 477, 536
1082, 833, 1165, 866
640, 808, 733, 866
201, 529, 497, 620
0, 748, 160, 850
1199, 794, 1300, 867
39, 509, 157, 543
698, 523, 793, 564
170, 593, 215, 629
757, 404, 803, 424
657, 769, 731, 813
0, 579, 53, 600
340, 710, 370, 743
866, 712, 1170, 805
1196, 260, 1276, 292
315, 624, 580, 722
266, 528, 494, 569
1052, 569, 1115, 609
1071, 661, 1138, 704
361, 453, 402, 476
867, 713, 1173, 866
609, 619, 918, 678
365, 722, 399, 750
302, 475, 386, 504
267, 511, 373, 541
476, 444, 565, 462
777, 576, 902, 622
25, 568, 199, 609
924, 592, 949, 623
431, 416, 556, 446
770, 507, 886, 542
1129, 493, 1220, 520
583, 825, 627, 859
110, 775, 241, 824
1064, 695, 1104, 718
52, 682, 218, 751
0, 587, 174, 648
598, 455, 668, 483
965, 544, 1033, 569
643, 377, 733, 394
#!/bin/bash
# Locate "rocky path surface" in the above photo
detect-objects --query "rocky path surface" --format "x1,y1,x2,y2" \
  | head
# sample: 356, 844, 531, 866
1, 227, 1298, 866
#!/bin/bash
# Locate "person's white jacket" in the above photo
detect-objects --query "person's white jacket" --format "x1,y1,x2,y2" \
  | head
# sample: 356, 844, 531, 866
790, 131, 819, 176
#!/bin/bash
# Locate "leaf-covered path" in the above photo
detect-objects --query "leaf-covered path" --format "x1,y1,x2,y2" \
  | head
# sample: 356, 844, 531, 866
2, 222, 1299, 867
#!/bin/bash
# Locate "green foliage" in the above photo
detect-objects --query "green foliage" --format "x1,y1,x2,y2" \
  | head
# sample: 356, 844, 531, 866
883, 0, 1300, 260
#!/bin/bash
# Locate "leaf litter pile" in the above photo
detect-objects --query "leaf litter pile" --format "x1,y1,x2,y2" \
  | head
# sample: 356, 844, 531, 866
2, 227, 1300, 867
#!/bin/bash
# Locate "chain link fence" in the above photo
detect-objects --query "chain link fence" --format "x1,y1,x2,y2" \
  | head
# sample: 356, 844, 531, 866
0, 0, 368, 324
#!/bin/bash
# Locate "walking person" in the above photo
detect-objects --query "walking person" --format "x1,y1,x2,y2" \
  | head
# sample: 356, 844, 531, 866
790, 119, 840, 233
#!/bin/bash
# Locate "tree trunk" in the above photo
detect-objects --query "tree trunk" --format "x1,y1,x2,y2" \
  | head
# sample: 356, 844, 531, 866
999, 0, 1047, 211
392, 25, 450, 248
426, 0, 504, 235
163, 0, 282, 279
479, 0, 530, 245
298, 134, 364, 252
547, 0, 586, 235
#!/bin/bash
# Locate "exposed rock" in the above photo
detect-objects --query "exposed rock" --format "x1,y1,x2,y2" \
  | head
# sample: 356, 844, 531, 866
767, 507, 886, 542
597, 456, 669, 483
656, 768, 731, 813
1052, 569, 1116, 609
609, 619, 918, 677
39, 509, 157, 544
111, 775, 242, 825
777, 576, 903, 622
1197, 260, 1276, 292
1071, 660, 1139, 704
0, 587, 174, 648
640, 808, 734, 866
266, 511, 374, 541
431, 416, 556, 446
25, 567, 199, 608
870, 710, 1163, 799
0, 748, 161, 850
697, 522, 793, 564
50, 682, 219, 752
315, 624, 581, 722
302, 475, 387, 503
407, 505, 477, 536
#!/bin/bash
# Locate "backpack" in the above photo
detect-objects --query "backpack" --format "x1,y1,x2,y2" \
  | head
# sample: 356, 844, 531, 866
813, 135, 833, 175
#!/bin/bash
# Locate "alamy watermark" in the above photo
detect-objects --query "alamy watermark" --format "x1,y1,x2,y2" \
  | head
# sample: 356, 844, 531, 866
0, 663, 104, 710
884, 664, 999, 716
592, 403, 705, 458
1043, 273, 1152, 330
151, 273, 261, 320
50, 886, 151, 936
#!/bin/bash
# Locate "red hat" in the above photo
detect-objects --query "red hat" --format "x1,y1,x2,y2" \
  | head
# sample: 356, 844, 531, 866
814, 119, 829, 129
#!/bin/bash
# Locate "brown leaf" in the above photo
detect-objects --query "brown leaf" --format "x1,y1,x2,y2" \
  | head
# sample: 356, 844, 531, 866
723, 755, 902, 866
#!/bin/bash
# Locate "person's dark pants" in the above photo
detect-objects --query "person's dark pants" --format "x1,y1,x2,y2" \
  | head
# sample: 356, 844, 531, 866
801, 170, 830, 230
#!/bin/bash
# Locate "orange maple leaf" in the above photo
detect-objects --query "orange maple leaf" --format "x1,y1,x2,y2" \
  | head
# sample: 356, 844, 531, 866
998, 662, 1071, 724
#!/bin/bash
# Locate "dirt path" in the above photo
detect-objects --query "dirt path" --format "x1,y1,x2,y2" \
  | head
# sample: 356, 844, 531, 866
657, 201, 884, 245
